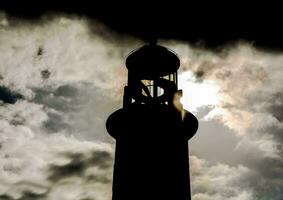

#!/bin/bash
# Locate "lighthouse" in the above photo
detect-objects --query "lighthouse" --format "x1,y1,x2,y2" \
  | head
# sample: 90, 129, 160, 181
106, 40, 198, 200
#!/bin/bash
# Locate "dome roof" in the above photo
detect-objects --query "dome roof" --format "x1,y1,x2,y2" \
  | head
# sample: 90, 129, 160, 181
126, 44, 180, 79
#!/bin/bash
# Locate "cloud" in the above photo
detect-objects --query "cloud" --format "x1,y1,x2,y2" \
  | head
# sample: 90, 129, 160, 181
46, 149, 113, 200
0, 12, 131, 99
1, 10, 283, 200
190, 155, 254, 200
48, 150, 113, 183
0, 12, 118, 199
165, 41, 283, 199
0, 11, 134, 141
0, 121, 113, 199
0, 91, 113, 200
0, 86, 23, 104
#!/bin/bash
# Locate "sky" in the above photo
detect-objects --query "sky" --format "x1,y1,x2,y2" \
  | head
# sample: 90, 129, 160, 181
0, 11, 283, 200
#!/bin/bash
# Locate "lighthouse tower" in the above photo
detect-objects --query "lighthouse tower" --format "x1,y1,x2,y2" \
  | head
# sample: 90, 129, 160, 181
106, 41, 198, 200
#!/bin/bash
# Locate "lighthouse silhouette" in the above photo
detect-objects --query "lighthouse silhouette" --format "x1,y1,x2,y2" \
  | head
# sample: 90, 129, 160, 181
106, 40, 198, 200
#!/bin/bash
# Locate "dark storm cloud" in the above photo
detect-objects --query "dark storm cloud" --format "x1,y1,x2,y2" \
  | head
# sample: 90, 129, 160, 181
31, 83, 120, 141
194, 70, 205, 79
0, 190, 47, 200
0, 86, 23, 104
48, 150, 113, 183
43, 112, 71, 133
32, 86, 78, 133
192, 60, 216, 80
18, 191, 46, 200
0, 194, 13, 200
267, 92, 283, 122
32, 85, 79, 112
41, 70, 51, 80
53, 85, 78, 99
48, 153, 86, 182
0, 180, 49, 200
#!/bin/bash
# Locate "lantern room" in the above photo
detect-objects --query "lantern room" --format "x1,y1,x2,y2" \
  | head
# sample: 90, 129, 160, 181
124, 41, 180, 107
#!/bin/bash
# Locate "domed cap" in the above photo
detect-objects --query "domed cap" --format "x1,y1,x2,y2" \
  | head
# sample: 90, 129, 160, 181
126, 43, 180, 79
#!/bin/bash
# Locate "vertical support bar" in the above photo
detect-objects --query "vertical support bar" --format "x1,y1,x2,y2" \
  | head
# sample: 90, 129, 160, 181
175, 72, 178, 89
153, 79, 157, 98
150, 80, 154, 97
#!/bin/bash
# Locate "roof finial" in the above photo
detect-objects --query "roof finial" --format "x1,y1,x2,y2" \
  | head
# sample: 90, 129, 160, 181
149, 37, 158, 45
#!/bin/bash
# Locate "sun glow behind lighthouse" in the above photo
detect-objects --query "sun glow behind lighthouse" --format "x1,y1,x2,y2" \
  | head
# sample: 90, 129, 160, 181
179, 71, 221, 114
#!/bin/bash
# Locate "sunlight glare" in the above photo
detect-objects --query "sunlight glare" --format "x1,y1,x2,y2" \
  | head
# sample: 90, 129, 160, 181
178, 71, 221, 114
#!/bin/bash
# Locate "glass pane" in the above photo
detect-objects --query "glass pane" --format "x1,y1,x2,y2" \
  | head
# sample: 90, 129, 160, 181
162, 75, 170, 80
157, 87, 164, 97
170, 73, 174, 82
141, 79, 154, 97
